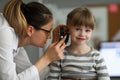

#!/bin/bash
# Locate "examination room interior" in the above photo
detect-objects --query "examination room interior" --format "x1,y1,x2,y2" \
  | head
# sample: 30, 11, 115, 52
0, 0, 120, 80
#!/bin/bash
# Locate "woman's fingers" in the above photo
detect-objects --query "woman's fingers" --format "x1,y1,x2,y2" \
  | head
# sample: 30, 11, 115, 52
60, 42, 66, 50
56, 39, 66, 59
52, 38, 66, 49
44, 36, 66, 62
50, 41, 58, 47
57, 39, 65, 47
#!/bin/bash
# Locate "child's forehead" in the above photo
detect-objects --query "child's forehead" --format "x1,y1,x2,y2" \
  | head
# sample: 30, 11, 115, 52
72, 25, 92, 29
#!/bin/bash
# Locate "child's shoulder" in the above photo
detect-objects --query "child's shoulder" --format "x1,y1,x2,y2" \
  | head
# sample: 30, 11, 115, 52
90, 47, 101, 55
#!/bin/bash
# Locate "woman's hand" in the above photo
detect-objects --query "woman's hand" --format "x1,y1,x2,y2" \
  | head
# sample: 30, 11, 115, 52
35, 38, 66, 73
44, 39, 66, 62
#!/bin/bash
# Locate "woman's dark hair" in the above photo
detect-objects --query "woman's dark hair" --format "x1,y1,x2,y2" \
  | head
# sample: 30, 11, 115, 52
21, 2, 53, 30
3, 0, 52, 39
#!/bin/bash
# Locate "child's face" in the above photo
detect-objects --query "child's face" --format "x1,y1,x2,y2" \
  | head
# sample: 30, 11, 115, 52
69, 25, 93, 45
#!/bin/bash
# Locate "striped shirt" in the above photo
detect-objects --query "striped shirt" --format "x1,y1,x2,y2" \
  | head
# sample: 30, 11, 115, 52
47, 48, 110, 80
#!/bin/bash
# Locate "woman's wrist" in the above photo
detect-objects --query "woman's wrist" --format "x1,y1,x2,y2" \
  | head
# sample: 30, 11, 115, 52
34, 52, 51, 73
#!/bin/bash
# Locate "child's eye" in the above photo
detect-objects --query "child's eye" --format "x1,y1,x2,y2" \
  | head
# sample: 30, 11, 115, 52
75, 28, 80, 31
86, 29, 91, 32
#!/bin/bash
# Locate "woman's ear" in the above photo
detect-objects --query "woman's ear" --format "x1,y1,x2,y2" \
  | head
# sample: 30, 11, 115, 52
26, 25, 34, 37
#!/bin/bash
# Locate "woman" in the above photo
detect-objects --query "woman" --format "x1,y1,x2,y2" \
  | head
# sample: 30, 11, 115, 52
0, 0, 65, 80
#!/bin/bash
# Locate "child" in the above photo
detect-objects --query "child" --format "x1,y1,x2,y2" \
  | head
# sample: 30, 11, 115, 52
47, 7, 110, 80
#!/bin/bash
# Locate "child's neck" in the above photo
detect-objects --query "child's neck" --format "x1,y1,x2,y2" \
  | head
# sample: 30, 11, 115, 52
67, 44, 91, 54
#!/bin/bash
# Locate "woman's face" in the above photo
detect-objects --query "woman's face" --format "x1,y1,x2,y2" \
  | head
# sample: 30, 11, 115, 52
30, 20, 53, 47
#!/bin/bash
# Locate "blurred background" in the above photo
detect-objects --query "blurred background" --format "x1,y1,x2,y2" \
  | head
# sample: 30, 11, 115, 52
0, 0, 120, 80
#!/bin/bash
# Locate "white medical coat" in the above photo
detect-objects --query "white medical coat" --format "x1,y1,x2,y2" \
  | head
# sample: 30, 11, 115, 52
0, 13, 40, 80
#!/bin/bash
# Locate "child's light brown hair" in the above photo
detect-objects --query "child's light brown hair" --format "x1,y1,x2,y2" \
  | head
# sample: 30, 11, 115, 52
67, 7, 95, 30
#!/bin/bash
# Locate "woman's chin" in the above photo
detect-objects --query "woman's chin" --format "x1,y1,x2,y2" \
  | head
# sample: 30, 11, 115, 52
39, 44, 46, 48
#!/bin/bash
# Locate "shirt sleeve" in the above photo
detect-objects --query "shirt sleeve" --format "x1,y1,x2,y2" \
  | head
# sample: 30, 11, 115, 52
0, 46, 40, 80
14, 47, 33, 73
18, 65, 40, 80
94, 52, 111, 80
47, 60, 61, 80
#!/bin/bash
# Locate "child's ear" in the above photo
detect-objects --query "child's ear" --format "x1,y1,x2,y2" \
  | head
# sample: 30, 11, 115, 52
26, 25, 34, 37
66, 25, 70, 34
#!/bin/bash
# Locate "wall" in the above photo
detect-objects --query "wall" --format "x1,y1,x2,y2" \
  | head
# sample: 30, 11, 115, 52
0, 0, 38, 11
108, 4, 120, 40
43, 0, 120, 8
